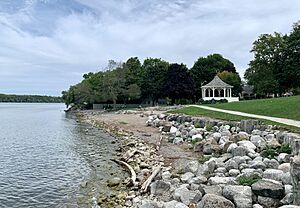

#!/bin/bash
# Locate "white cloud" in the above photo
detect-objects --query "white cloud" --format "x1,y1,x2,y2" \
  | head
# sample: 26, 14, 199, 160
0, 0, 299, 95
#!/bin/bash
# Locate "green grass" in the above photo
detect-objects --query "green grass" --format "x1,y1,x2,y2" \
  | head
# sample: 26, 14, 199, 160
238, 175, 261, 186
206, 96, 300, 121
169, 106, 300, 133
169, 106, 252, 121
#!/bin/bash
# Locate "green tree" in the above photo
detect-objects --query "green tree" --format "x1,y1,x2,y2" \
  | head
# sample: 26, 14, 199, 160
190, 54, 236, 99
285, 22, 300, 89
140, 58, 169, 105
164, 63, 195, 104
217, 71, 242, 96
244, 33, 286, 96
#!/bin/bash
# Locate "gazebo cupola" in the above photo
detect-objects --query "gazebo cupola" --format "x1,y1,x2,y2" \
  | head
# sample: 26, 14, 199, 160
201, 75, 239, 102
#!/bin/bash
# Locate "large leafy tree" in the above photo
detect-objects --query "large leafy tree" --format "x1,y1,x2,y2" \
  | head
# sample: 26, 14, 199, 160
140, 58, 169, 105
190, 54, 236, 99
164, 63, 195, 104
217, 71, 242, 96
244, 32, 286, 96
285, 22, 300, 89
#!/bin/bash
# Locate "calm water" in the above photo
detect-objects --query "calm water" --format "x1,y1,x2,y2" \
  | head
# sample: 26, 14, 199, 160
0, 103, 124, 208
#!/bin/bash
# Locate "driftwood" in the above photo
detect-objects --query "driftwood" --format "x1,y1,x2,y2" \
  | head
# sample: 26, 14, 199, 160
122, 149, 144, 161
141, 165, 161, 193
156, 136, 163, 151
112, 159, 137, 186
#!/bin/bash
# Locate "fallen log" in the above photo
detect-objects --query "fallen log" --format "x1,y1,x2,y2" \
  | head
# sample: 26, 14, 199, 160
141, 165, 161, 193
111, 159, 137, 186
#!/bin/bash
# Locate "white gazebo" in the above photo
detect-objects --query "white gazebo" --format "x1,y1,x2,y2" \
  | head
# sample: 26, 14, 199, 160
201, 75, 239, 102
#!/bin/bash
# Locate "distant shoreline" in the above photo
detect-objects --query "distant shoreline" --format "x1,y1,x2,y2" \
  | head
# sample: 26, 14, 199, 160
0, 94, 63, 103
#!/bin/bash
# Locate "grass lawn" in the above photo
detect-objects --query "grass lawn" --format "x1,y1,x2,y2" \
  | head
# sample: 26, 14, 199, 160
169, 106, 300, 133
206, 95, 300, 121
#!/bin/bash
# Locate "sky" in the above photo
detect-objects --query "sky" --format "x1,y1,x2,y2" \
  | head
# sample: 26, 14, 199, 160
0, 0, 299, 96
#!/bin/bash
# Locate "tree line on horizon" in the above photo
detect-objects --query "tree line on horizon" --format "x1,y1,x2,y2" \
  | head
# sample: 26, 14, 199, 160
0, 94, 63, 103
62, 21, 300, 109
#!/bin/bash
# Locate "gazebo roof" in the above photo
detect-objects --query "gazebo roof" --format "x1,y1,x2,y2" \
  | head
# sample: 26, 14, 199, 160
202, 75, 233, 88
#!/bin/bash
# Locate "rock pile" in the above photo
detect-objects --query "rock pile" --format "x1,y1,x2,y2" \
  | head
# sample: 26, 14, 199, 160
128, 113, 300, 208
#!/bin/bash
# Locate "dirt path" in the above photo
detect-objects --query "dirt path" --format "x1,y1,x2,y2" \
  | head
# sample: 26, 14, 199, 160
80, 109, 199, 171
190, 105, 300, 128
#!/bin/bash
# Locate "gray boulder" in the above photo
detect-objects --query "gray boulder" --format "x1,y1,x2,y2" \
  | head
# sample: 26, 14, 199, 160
251, 179, 285, 199
185, 160, 199, 174
223, 185, 252, 208
197, 194, 235, 208
257, 196, 280, 208
263, 169, 284, 182
232, 146, 249, 156
150, 180, 171, 201
181, 172, 194, 183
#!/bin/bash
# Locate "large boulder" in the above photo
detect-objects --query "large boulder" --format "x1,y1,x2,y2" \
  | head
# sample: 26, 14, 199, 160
237, 140, 256, 152
232, 146, 249, 157
250, 135, 266, 149
164, 201, 188, 208
251, 179, 285, 199
150, 180, 171, 201
185, 160, 199, 174
208, 176, 236, 185
223, 185, 252, 208
197, 194, 235, 208
263, 169, 284, 182
257, 196, 280, 208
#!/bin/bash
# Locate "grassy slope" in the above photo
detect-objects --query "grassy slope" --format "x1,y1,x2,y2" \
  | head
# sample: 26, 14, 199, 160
170, 106, 300, 133
206, 96, 300, 121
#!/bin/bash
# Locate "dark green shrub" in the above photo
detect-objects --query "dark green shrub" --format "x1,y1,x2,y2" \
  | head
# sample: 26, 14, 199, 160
278, 144, 292, 154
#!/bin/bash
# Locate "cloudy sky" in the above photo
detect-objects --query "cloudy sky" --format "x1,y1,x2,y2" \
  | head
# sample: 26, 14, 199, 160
0, 0, 299, 96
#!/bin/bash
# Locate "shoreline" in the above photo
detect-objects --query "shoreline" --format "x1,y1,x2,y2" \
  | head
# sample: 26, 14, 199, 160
75, 107, 300, 208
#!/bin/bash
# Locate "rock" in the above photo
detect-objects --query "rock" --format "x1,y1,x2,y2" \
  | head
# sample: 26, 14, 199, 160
107, 177, 121, 187
229, 169, 240, 177
181, 172, 194, 183
223, 185, 252, 208
285, 184, 293, 195
185, 160, 199, 174
251, 179, 285, 199
193, 140, 206, 152
252, 129, 262, 135
189, 176, 207, 184
263, 158, 279, 169
278, 206, 300, 208
173, 137, 184, 144
162, 171, 172, 180
238, 140, 256, 151
208, 176, 236, 185
219, 136, 230, 145
257, 196, 280, 208
189, 129, 199, 137
170, 126, 178, 134
197, 194, 235, 208
150, 180, 171, 201
253, 204, 263, 208
203, 138, 220, 154
192, 134, 203, 142
249, 161, 266, 170
140, 200, 159, 208
281, 193, 293, 205
162, 123, 172, 132
227, 143, 238, 153
232, 146, 249, 156
164, 201, 188, 208
267, 138, 281, 148
201, 184, 223, 195
237, 131, 249, 140
278, 163, 291, 173
212, 132, 222, 142
225, 159, 239, 171
240, 120, 258, 134
250, 135, 266, 148
291, 155, 300, 205
180, 190, 202, 205
176, 130, 182, 137
278, 153, 291, 163
282, 172, 292, 185
263, 169, 284, 182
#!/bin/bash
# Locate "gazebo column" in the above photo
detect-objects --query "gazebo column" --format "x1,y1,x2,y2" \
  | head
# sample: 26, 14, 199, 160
202, 88, 205, 98
212, 87, 215, 97
223, 88, 226, 97
229, 88, 232, 97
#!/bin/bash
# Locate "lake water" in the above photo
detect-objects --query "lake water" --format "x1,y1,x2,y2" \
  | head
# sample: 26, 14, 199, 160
0, 103, 124, 208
